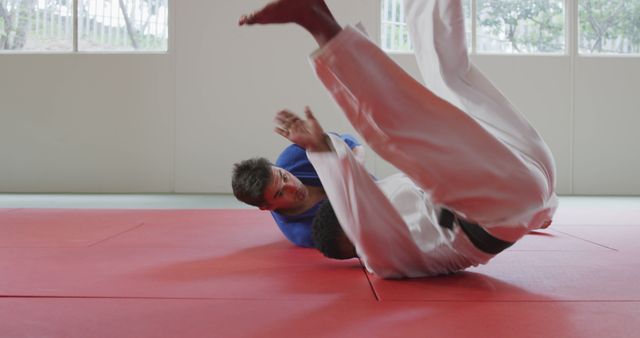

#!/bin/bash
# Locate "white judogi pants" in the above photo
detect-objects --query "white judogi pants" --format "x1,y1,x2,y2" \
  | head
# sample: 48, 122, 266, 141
307, 0, 557, 275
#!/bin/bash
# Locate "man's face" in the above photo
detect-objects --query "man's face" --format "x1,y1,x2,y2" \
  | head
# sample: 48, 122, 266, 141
260, 166, 308, 212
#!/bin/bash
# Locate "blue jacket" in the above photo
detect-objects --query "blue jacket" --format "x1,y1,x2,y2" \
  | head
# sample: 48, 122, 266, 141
270, 133, 361, 247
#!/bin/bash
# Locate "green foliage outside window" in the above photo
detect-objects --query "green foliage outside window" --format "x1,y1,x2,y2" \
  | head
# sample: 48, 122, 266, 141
0, 0, 168, 52
381, 0, 640, 55
579, 0, 640, 54
477, 0, 564, 53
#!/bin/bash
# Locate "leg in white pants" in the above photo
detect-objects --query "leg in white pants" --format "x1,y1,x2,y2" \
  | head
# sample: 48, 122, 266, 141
310, 0, 557, 241
405, 0, 556, 180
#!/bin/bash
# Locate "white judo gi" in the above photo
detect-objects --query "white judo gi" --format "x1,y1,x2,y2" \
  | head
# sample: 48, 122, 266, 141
307, 0, 558, 278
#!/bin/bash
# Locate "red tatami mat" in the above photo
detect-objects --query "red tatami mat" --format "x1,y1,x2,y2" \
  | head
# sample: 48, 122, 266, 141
1, 207, 640, 337
0, 209, 143, 248
504, 228, 612, 252
555, 225, 640, 252
0, 209, 371, 300
2, 298, 639, 338
370, 250, 640, 301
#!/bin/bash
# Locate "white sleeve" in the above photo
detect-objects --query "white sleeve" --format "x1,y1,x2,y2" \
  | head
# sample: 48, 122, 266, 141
307, 134, 420, 277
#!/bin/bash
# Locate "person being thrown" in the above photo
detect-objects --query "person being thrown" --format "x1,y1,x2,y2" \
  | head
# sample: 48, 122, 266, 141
231, 133, 364, 248
239, 0, 558, 278
232, 2, 368, 249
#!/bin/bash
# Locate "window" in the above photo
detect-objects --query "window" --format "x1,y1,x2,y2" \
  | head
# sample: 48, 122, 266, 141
0, 0, 72, 51
381, 0, 566, 55
477, 0, 565, 54
381, 0, 472, 52
79, 0, 168, 51
579, 0, 640, 54
381, 0, 412, 52
0, 0, 168, 53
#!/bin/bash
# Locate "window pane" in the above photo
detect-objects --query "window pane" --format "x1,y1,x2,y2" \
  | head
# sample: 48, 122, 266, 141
381, 0, 471, 53
78, 0, 168, 52
463, 0, 472, 47
477, 0, 565, 54
0, 0, 73, 52
381, 0, 411, 52
579, 0, 640, 54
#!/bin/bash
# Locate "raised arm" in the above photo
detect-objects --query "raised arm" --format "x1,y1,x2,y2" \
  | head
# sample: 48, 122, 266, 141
273, 107, 331, 153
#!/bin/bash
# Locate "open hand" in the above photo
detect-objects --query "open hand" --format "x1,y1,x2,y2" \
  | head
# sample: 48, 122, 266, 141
274, 107, 330, 152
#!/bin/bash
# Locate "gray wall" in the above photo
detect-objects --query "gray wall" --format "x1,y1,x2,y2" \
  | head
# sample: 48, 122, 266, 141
0, 0, 638, 195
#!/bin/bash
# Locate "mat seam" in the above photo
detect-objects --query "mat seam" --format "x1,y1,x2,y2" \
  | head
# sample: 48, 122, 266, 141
87, 222, 146, 247
359, 258, 380, 302
1, 295, 639, 303
553, 229, 619, 251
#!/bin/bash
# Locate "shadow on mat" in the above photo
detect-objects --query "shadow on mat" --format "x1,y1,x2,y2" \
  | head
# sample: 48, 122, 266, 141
143, 240, 364, 284
259, 272, 572, 337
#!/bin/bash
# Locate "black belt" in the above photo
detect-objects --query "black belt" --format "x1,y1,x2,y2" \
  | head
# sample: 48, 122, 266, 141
438, 209, 513, 255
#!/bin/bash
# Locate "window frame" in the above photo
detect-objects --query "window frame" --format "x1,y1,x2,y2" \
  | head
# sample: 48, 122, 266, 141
381, 0, 640, 57
0, 0, 172, 54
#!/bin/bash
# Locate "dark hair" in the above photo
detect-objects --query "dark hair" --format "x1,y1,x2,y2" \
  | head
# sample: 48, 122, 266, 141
312, 200, 352, 259
231, 157, 273, 207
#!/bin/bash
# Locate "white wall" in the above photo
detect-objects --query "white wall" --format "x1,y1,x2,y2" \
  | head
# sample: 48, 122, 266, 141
0, 54, 175, 193
0, 0, 638, 195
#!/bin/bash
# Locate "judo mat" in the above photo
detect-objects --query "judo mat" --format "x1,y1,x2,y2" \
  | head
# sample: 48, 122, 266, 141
1, 206, 639, 338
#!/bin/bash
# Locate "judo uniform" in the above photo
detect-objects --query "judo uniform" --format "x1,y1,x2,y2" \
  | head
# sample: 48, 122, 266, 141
307, 0, 558, 278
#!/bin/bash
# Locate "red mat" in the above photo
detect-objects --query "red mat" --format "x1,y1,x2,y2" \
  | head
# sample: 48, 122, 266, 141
0, 209, 143, 248
2, 298, 639, 338
0, 209, 371, 300
1, 208, 639, 337
555, 225, 640, 252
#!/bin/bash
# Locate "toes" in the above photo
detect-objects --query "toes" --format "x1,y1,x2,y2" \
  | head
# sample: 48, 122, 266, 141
239, 13, 257, 25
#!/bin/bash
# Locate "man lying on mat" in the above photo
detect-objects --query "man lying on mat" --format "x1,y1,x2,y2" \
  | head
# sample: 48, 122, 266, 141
239, 0, 557, 278
231, 133, 365, 248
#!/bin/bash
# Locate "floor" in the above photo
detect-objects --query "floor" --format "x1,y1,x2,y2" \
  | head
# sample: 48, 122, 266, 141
1, 195, 639, 338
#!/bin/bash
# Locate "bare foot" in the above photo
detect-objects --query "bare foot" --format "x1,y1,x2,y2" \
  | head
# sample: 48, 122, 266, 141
239, 0, 341, 46
239, 0, 331, 26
